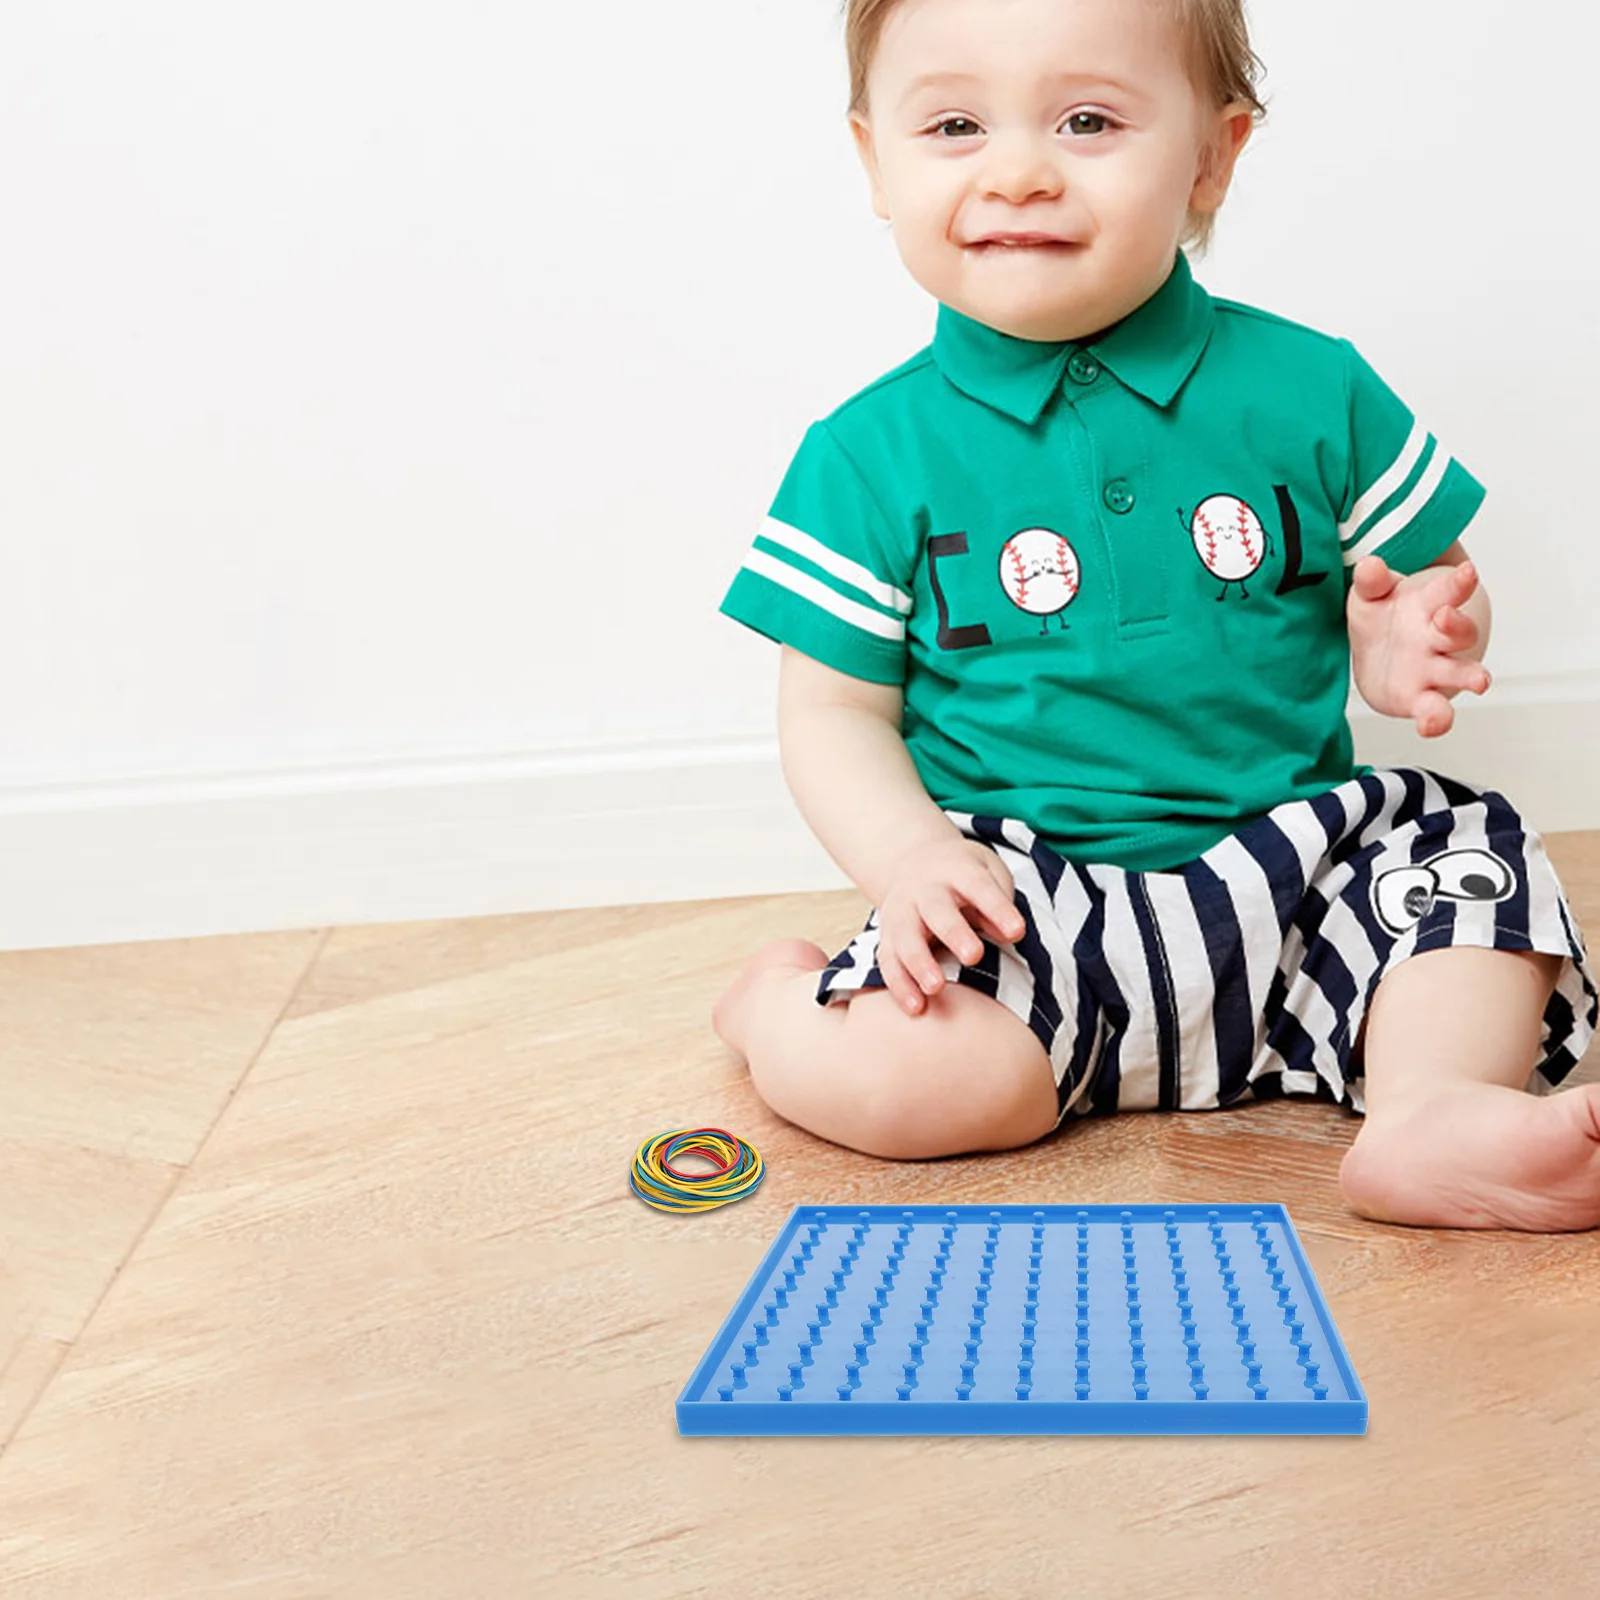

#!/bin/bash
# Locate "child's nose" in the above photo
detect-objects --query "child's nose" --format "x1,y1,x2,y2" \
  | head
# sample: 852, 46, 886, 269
978, 133, 1065, 203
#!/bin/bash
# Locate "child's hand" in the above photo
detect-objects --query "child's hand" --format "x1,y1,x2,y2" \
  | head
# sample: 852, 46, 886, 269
1347, 556, 1491, 738
877, 838, 1027, 1016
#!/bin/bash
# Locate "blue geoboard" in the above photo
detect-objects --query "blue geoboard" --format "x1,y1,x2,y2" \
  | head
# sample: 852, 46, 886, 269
677, 1204, 1366, 1435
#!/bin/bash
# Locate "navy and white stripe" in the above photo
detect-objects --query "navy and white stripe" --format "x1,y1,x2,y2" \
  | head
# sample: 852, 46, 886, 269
814, 767, 1598, 1120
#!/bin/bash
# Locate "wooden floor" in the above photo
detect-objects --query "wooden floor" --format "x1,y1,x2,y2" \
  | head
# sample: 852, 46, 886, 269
1, 836, 1597, 1599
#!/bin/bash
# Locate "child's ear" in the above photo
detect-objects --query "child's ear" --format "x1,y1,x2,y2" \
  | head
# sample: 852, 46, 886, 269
848, 112, 892, 221
1190, 102, 1255, 215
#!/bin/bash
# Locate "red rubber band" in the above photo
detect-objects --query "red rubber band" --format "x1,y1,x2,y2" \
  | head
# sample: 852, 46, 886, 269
662, 1128, 738, 1182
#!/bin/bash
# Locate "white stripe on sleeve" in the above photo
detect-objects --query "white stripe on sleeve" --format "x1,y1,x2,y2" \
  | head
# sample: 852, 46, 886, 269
741, 547, 908, 641
1339, 419, 1429, 543
1341, 440, 1453, 567
757, 517, 913, 615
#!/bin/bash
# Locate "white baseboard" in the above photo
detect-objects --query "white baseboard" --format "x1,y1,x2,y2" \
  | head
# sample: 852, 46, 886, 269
2, 677, 1596, 952
0, 737, 852, 952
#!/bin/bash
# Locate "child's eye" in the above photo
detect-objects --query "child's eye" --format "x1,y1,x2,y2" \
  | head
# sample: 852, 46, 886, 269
1062, 111, 1114, 136
931, 116, 983, 139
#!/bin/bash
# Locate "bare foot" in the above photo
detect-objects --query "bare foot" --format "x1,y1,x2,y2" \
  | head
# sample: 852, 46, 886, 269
1340, 1082, 1600, 1232
712, 938, 831, 1065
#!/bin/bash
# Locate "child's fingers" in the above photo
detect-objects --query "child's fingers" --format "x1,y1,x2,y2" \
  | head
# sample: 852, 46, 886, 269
1350, 555, 1402, 603
967, 884, 1026, 945
876, 938, 931, 1015
1431, 657, 1491, 698
1428, 604, 1478, 653
1422, 560, 1476, 615
941, 856, 1025, 950
926, 900, 985, 967
891, 910, 955, 1003
976, 859, 1028, 941
968, 897, 1025, 947
1412, 688, 1455, 738
971, 909, 1024, 946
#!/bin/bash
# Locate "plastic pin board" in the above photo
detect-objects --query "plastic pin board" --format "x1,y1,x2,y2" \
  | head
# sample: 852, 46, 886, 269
677, 1205, 1366, 1436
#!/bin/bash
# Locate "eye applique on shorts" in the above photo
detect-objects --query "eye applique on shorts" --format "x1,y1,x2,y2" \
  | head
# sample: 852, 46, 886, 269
1371, 847, 1517, 936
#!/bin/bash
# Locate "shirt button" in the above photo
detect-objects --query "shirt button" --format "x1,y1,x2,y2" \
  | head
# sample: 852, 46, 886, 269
1067, 352, 1101, 385
1103, 479, 1135, 514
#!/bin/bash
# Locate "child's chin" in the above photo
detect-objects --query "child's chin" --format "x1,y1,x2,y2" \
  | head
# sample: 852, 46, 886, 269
965, 292, 1088, 341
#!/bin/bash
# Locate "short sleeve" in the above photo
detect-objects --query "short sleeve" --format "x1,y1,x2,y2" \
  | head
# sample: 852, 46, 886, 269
718, 420, 917, 685
1338, 339, 1486, 578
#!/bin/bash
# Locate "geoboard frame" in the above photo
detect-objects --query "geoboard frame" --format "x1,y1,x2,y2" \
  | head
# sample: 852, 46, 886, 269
677, 1204, 1366, 1436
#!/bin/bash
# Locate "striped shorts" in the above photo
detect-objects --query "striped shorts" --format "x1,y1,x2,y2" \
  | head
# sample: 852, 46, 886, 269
815, 768, 1598, 1124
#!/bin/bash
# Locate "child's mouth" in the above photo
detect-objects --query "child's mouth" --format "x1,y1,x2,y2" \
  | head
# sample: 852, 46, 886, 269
967, 237, 1081, 254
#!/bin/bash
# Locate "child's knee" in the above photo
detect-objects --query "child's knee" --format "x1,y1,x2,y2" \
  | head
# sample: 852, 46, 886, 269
841, 985, 1056, 1160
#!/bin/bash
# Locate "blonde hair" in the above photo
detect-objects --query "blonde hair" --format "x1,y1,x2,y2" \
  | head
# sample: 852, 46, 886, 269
842, 0, 1267, 252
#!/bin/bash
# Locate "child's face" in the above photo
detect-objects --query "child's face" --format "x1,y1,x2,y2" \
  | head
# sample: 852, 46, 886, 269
850, 0, 1250, 342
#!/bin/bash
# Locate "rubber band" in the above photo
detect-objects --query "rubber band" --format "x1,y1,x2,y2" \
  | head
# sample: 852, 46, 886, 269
630, 1128, 765, 1214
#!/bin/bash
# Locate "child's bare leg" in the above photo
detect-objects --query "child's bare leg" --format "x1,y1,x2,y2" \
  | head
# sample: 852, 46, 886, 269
1339, 946, 1600, 1231
713, 938, 1058, 1160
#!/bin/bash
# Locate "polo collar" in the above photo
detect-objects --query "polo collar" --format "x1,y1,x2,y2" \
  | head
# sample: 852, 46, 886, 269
931, 250, 1215, 424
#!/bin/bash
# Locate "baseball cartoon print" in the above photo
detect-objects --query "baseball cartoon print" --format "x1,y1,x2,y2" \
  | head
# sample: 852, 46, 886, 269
1181, 494, 1274, 599
999, 527, 1081, 635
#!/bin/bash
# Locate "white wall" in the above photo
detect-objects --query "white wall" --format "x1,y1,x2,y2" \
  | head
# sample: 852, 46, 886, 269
1, 0, 1596, 949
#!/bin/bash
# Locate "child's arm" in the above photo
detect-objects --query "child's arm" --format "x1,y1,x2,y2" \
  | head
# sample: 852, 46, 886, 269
779, 647, 1027, 1014
778, 646, 955, 902
1347, 540, 1492, 738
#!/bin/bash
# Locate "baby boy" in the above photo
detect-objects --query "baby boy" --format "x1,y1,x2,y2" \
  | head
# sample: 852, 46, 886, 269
713, 0, 1599, 1231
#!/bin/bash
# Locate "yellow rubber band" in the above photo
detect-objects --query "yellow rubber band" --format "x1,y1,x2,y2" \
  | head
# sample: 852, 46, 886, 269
630, 1128, 765, 1214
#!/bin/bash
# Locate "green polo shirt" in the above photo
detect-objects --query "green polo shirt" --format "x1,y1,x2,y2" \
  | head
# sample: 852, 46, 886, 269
720, 251, 1486, 871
